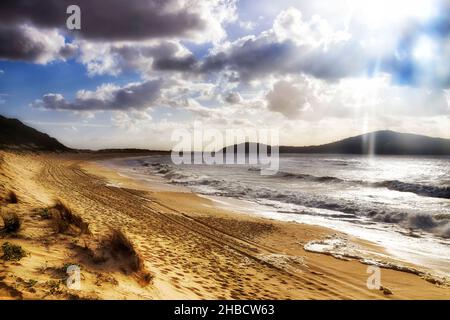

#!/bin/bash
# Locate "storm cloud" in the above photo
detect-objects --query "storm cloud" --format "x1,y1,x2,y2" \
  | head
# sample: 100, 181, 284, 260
0, 0, 206, 41
0, 0, 236, 64
78, 41, 196, 76
33, 80, 163, 111
201, 37, 368, 81
0, 24, 76, 63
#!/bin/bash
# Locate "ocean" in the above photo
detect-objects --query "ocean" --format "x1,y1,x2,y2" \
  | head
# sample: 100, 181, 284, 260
103, 154, 450, 275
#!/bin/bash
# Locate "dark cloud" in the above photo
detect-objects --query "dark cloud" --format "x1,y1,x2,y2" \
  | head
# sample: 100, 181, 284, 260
0, 0, 206, 41
0, 24, 76, 63
33, 80, 162, 111
111, 43, 183, 62
202, 40, 292, 78
200, 37, 367, 81
81, 42, 194, 75
154, 55, 199, 72
0, 25, 46, 62
94, 44, 200, 74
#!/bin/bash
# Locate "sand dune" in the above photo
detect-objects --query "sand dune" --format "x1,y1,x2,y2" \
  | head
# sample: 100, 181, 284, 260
0, 151, 448, 299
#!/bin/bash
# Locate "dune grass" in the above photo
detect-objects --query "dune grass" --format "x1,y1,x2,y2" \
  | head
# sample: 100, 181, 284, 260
108, 229, 145, 272
49, 200, 90, 235
105, 229, 153, 285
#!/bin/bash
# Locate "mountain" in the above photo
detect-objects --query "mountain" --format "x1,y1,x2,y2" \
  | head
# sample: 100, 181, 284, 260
1, 115, 449, 156
223, 131, 450, 155
0, 115, 70, 151
285, 130, 450, 155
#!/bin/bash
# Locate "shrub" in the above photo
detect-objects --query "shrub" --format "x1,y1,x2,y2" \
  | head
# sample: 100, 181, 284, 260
0, 211, 21, 233
1, 242, 27, 261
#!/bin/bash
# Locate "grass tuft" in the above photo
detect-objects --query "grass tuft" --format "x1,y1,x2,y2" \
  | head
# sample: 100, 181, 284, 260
49, 200, 90, 235
108, 229, 144, 272
105, 229, 153, 285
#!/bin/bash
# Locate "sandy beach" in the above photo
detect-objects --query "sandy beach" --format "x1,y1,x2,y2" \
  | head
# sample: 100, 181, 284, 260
0, 151, 448, 300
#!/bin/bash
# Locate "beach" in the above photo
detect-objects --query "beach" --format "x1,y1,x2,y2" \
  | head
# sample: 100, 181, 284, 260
0, 151, 449, 300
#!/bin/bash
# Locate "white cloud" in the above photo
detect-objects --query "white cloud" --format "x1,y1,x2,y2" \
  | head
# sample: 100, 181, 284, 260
273, 7, 350, 48
265, 74, 450, 120
223, 91, 242, 104
202, 7, 366, 81
111, 110, 153, 130
239, 21, 256, 31
194, 0, 238, 43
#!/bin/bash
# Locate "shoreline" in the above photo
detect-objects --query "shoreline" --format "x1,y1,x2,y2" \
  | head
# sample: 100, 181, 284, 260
89, 155, 450, 286
98, 154, 450, 277
0, 151, 449, 299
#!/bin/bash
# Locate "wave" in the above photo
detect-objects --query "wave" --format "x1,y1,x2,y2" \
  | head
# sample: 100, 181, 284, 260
273, 170, 344, 183
145, 162, 223, 186
179, 178, 450, 238
211, 186, 449, 238
373, 180, 450, 199
137, 160, 450, 238
252, 168, 450, 200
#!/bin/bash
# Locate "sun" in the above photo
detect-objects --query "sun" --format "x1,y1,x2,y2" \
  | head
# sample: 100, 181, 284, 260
348, 0, 438, 27
412, 36, 438, 61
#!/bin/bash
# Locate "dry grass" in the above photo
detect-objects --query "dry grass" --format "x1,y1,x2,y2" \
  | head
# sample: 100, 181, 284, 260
0, 211, 21, 233
49, 200, 90, 235
103, 229, 153, 285
108, 229, 144, 272
5, 190, 18, 204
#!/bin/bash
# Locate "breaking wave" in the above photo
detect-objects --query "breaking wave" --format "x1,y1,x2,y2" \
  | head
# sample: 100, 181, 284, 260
137, 161, 450, 238
249, 168, 450, 200
374, 180, 450, 199
142, 163, 450, 238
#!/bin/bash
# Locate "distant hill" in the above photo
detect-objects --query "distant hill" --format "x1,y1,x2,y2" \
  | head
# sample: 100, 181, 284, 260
0, 115, 70, 151
95, 148, 170, 154
2, 115, 449, 156
223, 131, 450, 156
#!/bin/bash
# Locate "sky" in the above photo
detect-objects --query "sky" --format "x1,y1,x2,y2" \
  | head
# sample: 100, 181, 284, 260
0, 0, 449, 150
